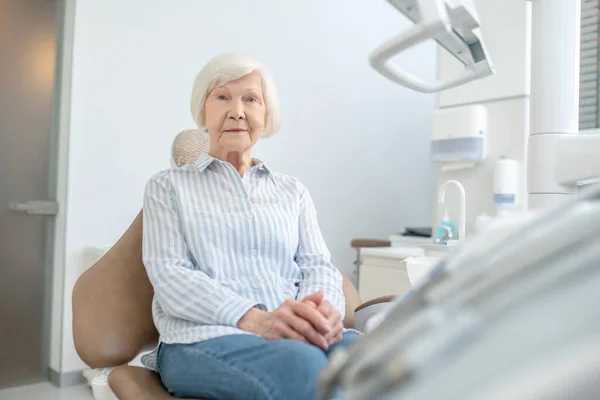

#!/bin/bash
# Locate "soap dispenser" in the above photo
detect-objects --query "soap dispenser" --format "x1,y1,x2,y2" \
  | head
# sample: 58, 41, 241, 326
436, 209, 456, 245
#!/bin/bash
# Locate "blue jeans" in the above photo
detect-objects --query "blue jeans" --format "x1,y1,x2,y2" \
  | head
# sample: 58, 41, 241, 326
157, 331, 361, 400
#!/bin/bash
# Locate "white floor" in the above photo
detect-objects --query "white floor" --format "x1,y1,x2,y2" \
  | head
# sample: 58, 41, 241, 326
0, 382, 94, 400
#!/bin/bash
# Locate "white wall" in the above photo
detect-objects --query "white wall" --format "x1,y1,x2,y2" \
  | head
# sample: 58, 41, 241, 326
433, 0, 531, 234
56, 0, 435, 372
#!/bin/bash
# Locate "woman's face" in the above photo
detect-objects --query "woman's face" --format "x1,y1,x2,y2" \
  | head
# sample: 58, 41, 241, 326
203, 72, 266, 153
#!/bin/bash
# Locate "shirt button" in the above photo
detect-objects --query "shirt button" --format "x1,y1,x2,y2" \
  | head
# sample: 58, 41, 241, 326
251, 249, 257, 257
248, 214, 254, 221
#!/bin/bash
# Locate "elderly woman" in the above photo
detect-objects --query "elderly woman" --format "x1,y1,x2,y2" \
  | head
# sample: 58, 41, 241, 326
141, 54, 360, 400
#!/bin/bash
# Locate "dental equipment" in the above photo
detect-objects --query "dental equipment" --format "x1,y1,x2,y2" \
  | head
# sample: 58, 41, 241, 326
320, 181, 600, 399
318, 1, 600, 398
369, 0, 495, 93
371, 0, 600, 210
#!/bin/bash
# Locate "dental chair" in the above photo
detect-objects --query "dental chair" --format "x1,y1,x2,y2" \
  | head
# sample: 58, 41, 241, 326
72, 129, 393, 400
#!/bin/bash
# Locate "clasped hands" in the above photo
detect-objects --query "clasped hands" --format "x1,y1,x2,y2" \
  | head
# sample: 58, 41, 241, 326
238, 290, 343, 350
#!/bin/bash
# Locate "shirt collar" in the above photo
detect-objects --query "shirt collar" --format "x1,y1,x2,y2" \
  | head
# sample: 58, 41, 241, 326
254, 159, 277, 185
194, 153, 277, 185
194, 152, 215, 173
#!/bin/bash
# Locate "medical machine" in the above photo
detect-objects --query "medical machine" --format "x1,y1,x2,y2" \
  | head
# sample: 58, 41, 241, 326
369, 0, 495, 92
319, 1, 600, 398
371, 0, 600, 210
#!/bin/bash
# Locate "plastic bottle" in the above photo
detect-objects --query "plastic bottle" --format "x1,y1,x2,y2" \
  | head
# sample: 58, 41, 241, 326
436, 209, 457, 245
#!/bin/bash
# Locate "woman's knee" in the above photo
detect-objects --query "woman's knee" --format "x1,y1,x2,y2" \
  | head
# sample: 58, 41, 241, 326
278, 340, 328, 370
269, 340, 328, 398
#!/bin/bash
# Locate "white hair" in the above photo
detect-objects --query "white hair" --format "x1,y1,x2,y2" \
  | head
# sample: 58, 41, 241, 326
190, 53, 281, 138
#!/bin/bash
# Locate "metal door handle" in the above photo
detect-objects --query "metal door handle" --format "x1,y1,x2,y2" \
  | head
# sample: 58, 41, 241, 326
8, 200, 59, 215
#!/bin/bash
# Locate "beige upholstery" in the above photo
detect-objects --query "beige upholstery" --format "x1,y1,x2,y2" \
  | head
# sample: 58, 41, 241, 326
71, 129, 383, 399
72, 211, 156, 369
171, 129, 210, 168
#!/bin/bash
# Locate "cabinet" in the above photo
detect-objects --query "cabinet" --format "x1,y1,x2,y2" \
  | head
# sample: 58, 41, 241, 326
358, 247, 422, 302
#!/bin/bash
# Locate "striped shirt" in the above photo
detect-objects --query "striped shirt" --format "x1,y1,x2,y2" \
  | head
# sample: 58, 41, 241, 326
141, 153, 345, 370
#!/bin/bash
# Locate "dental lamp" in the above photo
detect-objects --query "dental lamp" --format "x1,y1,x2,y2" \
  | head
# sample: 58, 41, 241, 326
370, 0, 600, 210
369, 0, 495, 93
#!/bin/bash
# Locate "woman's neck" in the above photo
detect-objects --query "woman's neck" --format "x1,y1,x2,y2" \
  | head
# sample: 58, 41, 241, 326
209, 148, 252, 176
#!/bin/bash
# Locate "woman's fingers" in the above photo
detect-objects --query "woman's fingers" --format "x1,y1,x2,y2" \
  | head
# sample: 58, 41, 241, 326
325, 309, 343, 344
283, 312, 329, 350
327, 321, 343, 344
318, 300, 333, 318
272, 319, 308, 343
304, 300, 318, 309
325, 316, 343, 338
279, 301, 329, 349
273, 298, 347, 349
289, 300, 331, 335
302, 290, 325, 305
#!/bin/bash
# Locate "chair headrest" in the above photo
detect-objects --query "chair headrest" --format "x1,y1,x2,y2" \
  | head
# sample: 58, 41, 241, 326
171, 129, 210, 168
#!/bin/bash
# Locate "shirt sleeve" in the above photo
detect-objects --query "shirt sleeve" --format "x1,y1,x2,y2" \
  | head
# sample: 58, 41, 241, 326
142, 172, 265, 327
294, 186, 345, 320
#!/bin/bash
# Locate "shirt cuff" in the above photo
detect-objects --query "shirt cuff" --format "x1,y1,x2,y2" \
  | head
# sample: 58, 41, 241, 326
216, 297, 266, 327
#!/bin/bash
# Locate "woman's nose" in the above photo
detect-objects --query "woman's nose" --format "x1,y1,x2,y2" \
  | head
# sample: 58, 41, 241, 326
228, 101, 245, 119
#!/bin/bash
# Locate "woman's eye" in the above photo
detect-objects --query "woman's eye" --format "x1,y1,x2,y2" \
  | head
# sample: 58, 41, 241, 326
246, 97, 258, 103
216, 95, 227, 100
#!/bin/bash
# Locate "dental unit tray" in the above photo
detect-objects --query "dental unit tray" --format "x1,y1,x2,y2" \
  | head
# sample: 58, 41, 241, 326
319, 183, 600, 399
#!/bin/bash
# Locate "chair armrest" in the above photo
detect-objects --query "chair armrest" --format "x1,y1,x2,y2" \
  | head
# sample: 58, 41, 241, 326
354, 295, 396, 313
353, 296, 396, 333
350, 239, 391, 249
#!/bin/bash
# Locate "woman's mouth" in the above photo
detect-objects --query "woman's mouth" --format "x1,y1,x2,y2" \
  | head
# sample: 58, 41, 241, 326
224, 128, 248, 133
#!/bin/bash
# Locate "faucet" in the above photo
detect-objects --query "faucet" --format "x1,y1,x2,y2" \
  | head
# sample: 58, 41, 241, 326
438, 180, 466, 242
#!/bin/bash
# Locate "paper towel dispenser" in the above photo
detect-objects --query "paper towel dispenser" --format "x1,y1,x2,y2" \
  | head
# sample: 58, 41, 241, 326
431, 105, 487, 168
